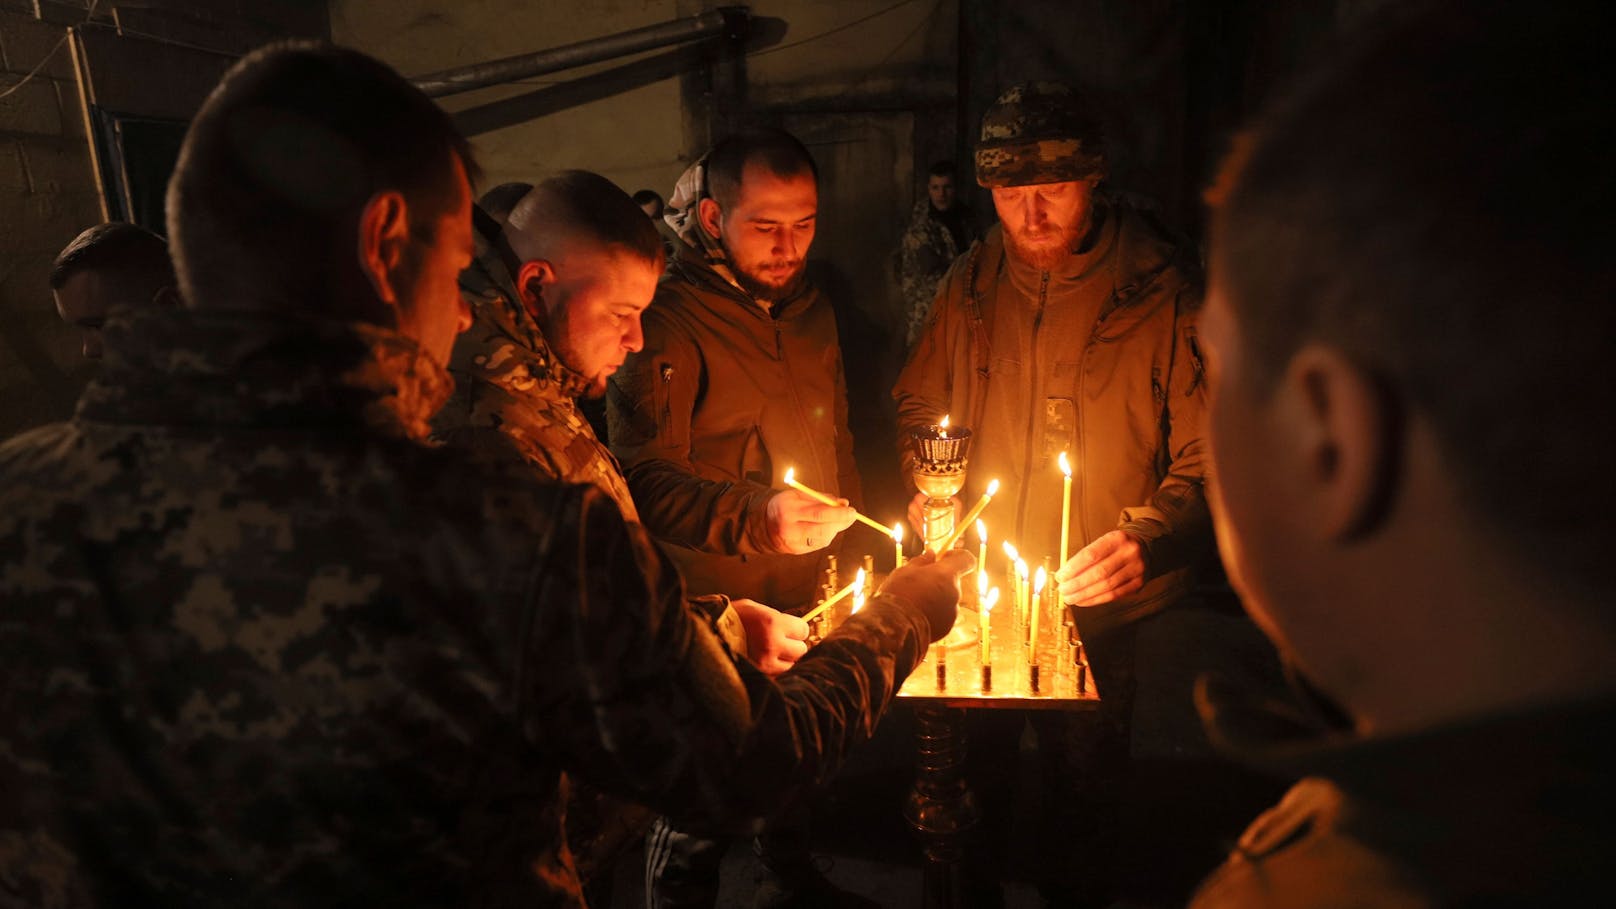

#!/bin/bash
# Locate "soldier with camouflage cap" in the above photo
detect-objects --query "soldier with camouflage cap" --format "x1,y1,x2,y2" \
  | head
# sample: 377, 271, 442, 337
0, 41, 975, 908
893, 80, 1211, 905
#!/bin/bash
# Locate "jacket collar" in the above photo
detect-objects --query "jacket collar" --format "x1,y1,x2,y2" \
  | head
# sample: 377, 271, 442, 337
450, 211, 592, 406
79, 305, 452, 441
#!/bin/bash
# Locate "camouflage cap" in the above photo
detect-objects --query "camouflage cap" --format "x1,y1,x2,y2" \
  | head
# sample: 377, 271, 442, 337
975, 81, 1106, 188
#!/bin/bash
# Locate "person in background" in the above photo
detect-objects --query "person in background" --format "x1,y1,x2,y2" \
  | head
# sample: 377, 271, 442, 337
632, 188, 665, 220
476, 180, 533, 226
49, 221, 177, 359
1192, 1, 1616, 905
896, 159, 977, 348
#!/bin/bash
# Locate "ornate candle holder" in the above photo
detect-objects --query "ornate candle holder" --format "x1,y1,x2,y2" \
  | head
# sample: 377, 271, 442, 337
910, 422, 980, 653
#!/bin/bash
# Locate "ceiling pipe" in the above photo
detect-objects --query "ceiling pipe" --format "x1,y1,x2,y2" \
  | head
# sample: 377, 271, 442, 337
412, 7, 749, 98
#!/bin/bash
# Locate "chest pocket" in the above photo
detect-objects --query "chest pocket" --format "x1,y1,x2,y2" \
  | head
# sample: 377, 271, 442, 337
740, 426, 771, 486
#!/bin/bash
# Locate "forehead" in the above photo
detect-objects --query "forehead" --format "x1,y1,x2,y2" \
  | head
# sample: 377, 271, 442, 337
929, 174, 954, 185
733, 162, 817, 216
557, 241, 659, 292
53, 270, 111, 317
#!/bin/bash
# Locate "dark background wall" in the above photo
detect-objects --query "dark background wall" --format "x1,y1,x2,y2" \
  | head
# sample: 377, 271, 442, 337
2, 0, 1367, 456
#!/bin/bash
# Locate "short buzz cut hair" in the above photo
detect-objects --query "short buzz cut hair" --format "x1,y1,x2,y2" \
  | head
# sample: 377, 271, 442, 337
50, 222, 175, 295
630, 189, 663, 210
927, 160, 957, 180
704, 128, 817, 212
167, 41, 479, 315
1210, 0, 1613, 590
506, 170, 665, 271
478, 182, 533, 222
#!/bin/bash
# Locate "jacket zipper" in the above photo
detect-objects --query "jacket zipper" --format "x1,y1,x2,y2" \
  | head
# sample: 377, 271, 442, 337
774, 319, 830, 492
1015, 269, 1051, 544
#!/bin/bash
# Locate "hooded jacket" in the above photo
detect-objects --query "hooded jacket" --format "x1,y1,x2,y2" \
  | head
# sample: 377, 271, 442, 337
608, 160, 864, 612
893, 199, 1210, 634
0, 305, 933, 908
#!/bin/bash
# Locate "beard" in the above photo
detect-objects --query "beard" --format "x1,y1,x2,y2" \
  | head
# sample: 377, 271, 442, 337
726, 250, 808, 305
1004, 218, 1087, 270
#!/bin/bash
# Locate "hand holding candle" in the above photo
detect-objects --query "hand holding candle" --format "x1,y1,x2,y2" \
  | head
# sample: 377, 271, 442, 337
1058, 529, 1148, 606
935, 479, 1000, 553
781, 468, 891, 536
803, 567, 866, 622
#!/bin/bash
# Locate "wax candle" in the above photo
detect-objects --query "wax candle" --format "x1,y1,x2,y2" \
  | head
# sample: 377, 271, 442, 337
980, 586, 999, 667
1059, 451, 1073, 570
1031, 566, 1047, 661
892, 522, 905, 570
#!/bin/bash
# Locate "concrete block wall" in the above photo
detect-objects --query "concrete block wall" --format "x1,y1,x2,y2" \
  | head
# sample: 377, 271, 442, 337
0, 8, 106, 438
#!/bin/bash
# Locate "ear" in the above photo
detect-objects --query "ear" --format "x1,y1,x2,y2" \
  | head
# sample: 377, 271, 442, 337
1282, 344, 1399, 541
697, 197, 724, 241
357, 190, 411, 308
515, 258, 557, 321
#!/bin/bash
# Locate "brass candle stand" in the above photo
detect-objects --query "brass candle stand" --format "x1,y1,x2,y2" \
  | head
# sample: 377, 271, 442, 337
910, 424, 981, 660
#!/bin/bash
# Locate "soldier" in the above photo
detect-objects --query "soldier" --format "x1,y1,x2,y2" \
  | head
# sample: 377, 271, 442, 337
0, 42, 972, 907
49, 221, 177, 359
896, 160, 977, 348
1193, 1, 1616, 904
436, 170, 808, 674
476, 180, 533, 225
608, 129, 874, 907
892, 82, 1210, 905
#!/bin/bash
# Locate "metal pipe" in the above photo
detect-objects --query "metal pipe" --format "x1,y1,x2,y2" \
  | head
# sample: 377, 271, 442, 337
413, 8, 747, 98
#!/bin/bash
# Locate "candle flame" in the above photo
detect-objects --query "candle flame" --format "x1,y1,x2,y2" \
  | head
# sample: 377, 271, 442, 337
1059, 451, 1071, 478
977, 569, 988, 597
892, 522, 903, 542
1017, 559, 1029, 580
783, 467, 796, 485
1034, 566, 1048, 594
984, 587, 1000, 611
976, 519, 987, 543
985, 478, 1001, 496
1002, 541, 1019, 561
940, 414, 950, 430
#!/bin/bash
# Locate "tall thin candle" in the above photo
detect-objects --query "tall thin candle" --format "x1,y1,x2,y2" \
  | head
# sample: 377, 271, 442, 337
1058, 451, 1073, 570
1031, 566, 1047, 660
892, 522, 905, 570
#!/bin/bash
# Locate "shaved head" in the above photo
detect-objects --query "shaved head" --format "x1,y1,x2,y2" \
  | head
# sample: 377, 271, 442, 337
505, 170, 663, 269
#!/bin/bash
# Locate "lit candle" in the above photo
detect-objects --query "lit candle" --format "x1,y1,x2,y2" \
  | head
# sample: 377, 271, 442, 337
892, 522, 905, 570
980, 585, 999, 667
1031, 566, 1047, 661
937, 479, 1001, 552
852, 586, 865, 615
1059, 451, 1073, 570
937, 414, 950, 439
1002, 541, 1020, 623
782, 468, 891, 535
802, 568, 865, 622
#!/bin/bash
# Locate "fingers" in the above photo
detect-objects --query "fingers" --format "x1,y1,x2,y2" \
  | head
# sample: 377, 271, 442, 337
779, 636, 808, 662
1057, 531, 1146, 607
933, 547, 976, 576
779, 612, 809, 640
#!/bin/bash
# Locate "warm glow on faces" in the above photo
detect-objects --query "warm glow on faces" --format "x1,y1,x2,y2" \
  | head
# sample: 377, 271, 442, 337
400, 155, 475, 368
526, 242, 658, 398
991, 178, 1098, 270
928, 174, 956, 212
711, 163, 817, 303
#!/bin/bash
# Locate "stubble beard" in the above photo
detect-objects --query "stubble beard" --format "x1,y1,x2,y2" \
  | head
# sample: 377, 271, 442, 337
1004, 218, 1086, 271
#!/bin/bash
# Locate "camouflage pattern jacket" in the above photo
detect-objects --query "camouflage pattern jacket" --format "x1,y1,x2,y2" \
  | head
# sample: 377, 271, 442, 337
897, 198, 977, 348
435, 211, 639, 520
0, 306, 935, 908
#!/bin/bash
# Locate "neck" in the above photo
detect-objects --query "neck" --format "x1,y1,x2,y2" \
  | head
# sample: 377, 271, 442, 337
1304, 439, 1616, 736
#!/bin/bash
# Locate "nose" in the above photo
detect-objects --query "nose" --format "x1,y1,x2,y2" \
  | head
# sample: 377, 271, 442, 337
776, 229, 798, 261
455, 292, 473, 333
623, 314, 645, 353
82, 329, 103, 360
